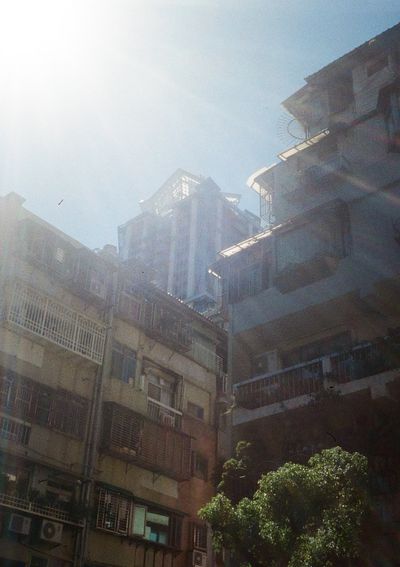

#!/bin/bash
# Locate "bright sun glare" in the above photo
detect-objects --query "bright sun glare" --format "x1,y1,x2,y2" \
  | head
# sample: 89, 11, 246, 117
0, 0, 103, 104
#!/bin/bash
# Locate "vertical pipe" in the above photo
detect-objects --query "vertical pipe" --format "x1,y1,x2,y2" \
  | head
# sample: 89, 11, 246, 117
73, 269, 117, 567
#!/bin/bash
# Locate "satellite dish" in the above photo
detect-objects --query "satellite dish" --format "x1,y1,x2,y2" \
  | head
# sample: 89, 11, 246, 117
277, 112, 307, 147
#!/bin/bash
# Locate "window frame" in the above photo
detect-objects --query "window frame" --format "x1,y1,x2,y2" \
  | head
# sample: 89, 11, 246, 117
111, 341, 137, 384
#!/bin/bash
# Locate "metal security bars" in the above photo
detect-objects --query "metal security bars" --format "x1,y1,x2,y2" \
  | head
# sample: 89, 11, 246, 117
0, 415, 30, 446
0, 491, 82, 526
0, 372, 88, 439
6, 282, 106, 364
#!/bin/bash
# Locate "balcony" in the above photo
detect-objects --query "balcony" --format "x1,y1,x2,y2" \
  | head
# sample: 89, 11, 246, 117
0, 491, 83, 526
4, 281, 106, 364
147, 398, 182, 429
102, 402, 191, 481
235, 342, 395, 410
117, 291, 192, 352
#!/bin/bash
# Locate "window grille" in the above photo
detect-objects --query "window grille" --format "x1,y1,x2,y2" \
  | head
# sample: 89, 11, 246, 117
0, 416, 30, 445
0, 371, 88, 438
95, 486, 182, 548
96, 488, 131, 535
191, 522, 207, 550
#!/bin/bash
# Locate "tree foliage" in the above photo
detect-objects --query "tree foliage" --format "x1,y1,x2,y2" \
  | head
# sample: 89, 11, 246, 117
199, 446, 369, 567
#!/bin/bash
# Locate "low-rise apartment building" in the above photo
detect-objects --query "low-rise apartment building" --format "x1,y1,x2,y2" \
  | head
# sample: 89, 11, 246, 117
214, 22, 400, 560
0, 191, 227, 567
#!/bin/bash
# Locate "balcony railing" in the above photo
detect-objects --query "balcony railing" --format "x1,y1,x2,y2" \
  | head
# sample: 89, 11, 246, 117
0, 491, 83, 526
191, 342, 223, 375
5, 282, 106, 364
147, 398, 182, 429
235, 343, 394, 410
117, 292, 192, 352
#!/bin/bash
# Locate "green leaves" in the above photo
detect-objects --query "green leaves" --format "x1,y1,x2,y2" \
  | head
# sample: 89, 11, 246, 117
199, 446, 369, 567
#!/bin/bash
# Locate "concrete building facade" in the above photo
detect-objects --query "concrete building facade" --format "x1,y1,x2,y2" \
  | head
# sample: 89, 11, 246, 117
0, 192, 228, 567
214, 23, 400, 561
118, 170, 260, 314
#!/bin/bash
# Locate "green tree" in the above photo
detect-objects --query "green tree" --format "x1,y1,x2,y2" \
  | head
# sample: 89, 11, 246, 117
199, 446, 369, 567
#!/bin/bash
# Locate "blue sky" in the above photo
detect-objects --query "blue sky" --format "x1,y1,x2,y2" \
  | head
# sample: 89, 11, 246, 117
1, 0, 399, 249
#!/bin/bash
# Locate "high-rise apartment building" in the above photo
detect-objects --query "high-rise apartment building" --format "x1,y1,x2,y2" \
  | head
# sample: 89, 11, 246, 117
118, 169, 260, 313
214, 23, 400, 560
0, 192, 228, 567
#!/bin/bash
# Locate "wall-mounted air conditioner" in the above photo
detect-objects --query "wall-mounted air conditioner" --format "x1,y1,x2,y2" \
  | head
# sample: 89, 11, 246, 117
254, 350, 279, 376
40, 520, 63, 543
191, 550, 207, 567
161, 413, 175, 427
8, 513, 32, 535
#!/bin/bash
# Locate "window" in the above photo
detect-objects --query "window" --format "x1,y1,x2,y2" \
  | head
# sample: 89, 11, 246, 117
282, 332, 351, 368
191, 451, 208, 481
187, 402, 204, 420
147, 371, 179, 409
95, 487, 182, 547
191, 522, 207, 550
275, 208, 348, 274
96, 488, 131, 535
111, 342, 137, 383
228, 247, 270, 304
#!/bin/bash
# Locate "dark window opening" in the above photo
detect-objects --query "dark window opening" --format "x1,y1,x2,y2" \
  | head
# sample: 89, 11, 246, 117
282, 332, 352, 368
191, 451, 208, 481
111, 342, 137, 383
187, 401, 204, 420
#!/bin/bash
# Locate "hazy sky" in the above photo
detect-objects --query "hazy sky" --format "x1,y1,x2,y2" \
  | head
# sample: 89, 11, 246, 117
1, 1, 399, 249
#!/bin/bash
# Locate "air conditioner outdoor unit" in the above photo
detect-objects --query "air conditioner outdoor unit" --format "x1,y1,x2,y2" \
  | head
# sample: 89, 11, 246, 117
161, 413, 175, 427
8, 513, 32, 535
40, 520, 63, 543
191, 550, 207, 567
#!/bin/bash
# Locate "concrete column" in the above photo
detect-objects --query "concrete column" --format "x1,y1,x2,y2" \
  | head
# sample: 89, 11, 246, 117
187, 196, 198, 300
167, 213, 177, 294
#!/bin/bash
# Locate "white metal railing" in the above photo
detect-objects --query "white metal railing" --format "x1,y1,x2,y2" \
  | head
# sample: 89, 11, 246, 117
0, 491, 83, 526
147, 398, 182, 429
191, 342, 223, 375
6, 282, 106, 364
